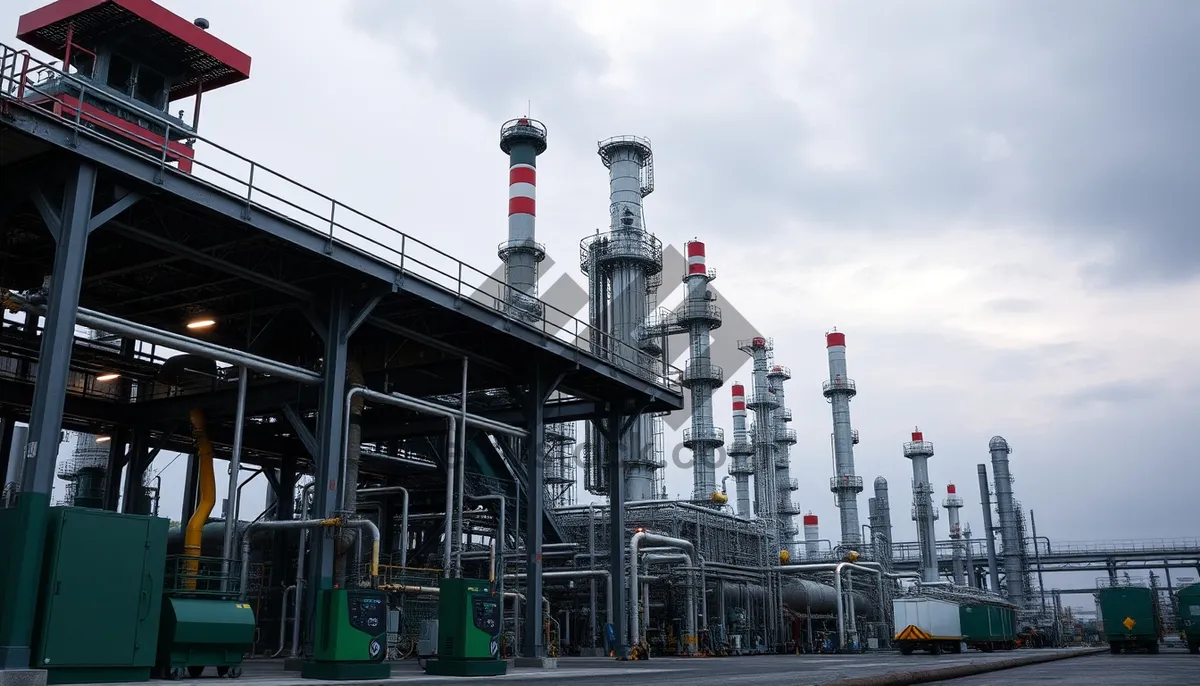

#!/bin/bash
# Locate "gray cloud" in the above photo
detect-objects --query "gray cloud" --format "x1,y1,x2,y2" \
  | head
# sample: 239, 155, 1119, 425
349, 0, 1200, 284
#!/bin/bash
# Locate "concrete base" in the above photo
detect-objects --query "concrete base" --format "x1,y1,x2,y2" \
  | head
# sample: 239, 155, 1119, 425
513, 656, 558, 669
423, 659, 506, 677
0, 670, 47, 686
281, 658, 304, 672
579, 647, 608, 657
300, 661, 391, 680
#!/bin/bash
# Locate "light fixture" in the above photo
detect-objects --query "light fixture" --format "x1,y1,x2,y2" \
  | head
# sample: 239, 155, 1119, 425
96, 372, 120, 382
95, 435, 111, 443
186, 317, 216, 330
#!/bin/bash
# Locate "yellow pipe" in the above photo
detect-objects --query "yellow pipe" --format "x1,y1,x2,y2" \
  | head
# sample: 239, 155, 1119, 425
184, 408, 217, 590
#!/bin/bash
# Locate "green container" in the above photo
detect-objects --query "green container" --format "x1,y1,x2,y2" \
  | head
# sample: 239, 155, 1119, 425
423, 578, 506, 677
300, 589, 392, 680
1097, 586, 1162, 654
959, 601, 1017, 651
1177, 583, 1200, 654
156, 597, 255, 678
32, 507, 169, 684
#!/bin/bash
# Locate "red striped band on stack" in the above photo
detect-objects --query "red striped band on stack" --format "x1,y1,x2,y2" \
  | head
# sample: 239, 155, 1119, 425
803, 514, 818, 526
686, 240, 706, 276
731, 384, 746, 414
509, 164, 536, 218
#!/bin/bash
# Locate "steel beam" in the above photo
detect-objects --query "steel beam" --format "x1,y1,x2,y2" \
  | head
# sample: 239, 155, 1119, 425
522, 366, 547, 657
605, 408, 626, 658
0, 162, 97, 670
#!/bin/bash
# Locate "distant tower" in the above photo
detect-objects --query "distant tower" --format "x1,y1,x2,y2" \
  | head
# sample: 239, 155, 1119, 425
57, 432, 108, 509
803, 513, 821, 559
874, 476, 893, 557
904, 429, 939, 583
580, 136, 664, 502
943, 483, 965, 585
824, 331, 863, 547
989, 436, 1025, 607
728, 383, 754, 517
678, 240, 725, 502
768, 364, 799, 553
498, 117, 548, 320
739, 337, 778, 533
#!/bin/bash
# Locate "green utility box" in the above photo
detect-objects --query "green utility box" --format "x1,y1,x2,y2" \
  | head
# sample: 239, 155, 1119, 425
959, 601, 1017, 652
156, 596, 255, 678
1177, 583, 1200, 654
31, 507, 169, 684
423, 578, 505, 677
300, 589, 391, 680
1097, 585, 1162, 654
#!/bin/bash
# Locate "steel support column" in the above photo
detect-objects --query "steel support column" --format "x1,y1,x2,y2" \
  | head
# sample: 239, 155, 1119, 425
0, 162, 97, 670
1, 418, 14, 491
522, 366, 548, 657
605, 407, 626, 657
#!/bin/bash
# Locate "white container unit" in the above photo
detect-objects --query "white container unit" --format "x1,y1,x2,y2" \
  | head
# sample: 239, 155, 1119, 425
893, 598, 962, 640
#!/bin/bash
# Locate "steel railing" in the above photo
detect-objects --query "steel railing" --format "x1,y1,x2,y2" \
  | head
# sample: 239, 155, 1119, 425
0, 42, 682, 395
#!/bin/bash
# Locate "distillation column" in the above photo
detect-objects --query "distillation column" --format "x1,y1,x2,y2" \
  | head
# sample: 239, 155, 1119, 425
874, 477, 893, 558
989, 436, 1024, 607
678, 240, 725, 501
803, 513, 820, 560
943, 483, 965, 585
739, 337, 778, 532
728, 384, 754, 517
580, 136, 664, 502
497, 118, 548, 320
904, 429, 939, 583
768, 365, 799, 552
823, 331, 863, 547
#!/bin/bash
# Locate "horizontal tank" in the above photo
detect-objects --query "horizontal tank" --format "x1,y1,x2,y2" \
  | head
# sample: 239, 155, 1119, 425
721, 578, 871, 616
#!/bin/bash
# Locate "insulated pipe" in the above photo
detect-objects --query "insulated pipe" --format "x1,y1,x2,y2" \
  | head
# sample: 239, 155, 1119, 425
455, 358, 468, 578
240, 517, 380, 600
291, 481, 316, 658
466, 494, 505, 611
220, 367, 249, 591
5, 293, 322, 384
184, 408, 217, 590
978, 464, 1001, 592
335, 386, 527, 578
630, 531, 699, 652
505, 571, 613, 629
357, 486, 409, 568
272, 584, 296, 657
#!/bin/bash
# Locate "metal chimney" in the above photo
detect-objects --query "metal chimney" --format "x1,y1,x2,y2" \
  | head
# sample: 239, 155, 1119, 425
903, 429, 939, 583
989, 435, 1024, 607
824, 331, 863, 546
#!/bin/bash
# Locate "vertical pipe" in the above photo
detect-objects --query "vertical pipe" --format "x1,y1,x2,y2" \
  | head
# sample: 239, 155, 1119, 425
989, 436, 1023, 606
588, 503, 597, 649
824, 331, 862, 546
873, 477, 893, 557
454, 357, 469, 577
221, 366, 249, 590
977, 464, 1001, 593
441, 417, 457, 578
1030, 509, 1046, 616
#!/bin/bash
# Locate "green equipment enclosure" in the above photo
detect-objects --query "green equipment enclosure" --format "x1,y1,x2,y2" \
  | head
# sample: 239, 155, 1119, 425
156, 596, 256, 678
1097, 586, 1162, 654
300, 589, 392, 680
1177, 583, 1200, 654
959, 602, 1017, 652
423, 578, 506, 677
31, 507, 169, 684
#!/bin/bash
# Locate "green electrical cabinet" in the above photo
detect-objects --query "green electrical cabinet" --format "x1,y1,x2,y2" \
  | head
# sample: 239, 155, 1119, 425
156, 597, 256, 678
1176, 583, 1200, 654
424, 578, 506, 677
32, 507, 169, 684
300, 589, 391, 680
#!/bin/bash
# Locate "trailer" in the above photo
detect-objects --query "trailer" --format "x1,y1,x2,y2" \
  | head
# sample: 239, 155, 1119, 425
959, 600, 1018, 652
893, 598, 963, 655
1177, 583, 1200, 655
1096, 585, 1162, 654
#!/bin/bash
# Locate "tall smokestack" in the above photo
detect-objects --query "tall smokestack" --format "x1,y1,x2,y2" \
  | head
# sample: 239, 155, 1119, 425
903, 429, 939, 583
874, 476, 893, 556
989, 435, 1024, 607
739, 337, 778, 531
498, 118, 548, 320
977, 463, 1001, 592
679, 240, 725, 502
803, 512, 820, 559
824, 330, 863, 546
943, 483, 965, 585
580, 136, 664, 502
768, 364, 799, 553
728, 383, 754, 517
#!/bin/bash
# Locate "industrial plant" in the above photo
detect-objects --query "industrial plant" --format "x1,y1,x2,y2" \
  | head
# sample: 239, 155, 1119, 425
0, 1, 1196, 685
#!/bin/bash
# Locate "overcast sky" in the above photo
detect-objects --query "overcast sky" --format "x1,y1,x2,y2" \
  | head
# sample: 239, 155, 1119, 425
11, 0, 1199, 598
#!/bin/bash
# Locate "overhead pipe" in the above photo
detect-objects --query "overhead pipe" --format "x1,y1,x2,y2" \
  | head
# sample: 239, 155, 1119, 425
357, 486, 409, 568
504, 570, 613, 628
335, 386, 526, 578
3, 292, 322, 384
239, 516, 380, 600
183, 408, 217, 591
220, 366, 249, 590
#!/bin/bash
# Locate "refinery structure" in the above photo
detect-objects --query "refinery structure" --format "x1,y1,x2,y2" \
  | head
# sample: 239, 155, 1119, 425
1, 1, 1198, 683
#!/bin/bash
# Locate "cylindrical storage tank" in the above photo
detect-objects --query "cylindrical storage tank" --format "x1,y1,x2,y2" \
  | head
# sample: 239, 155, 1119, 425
721, 578, 870, 616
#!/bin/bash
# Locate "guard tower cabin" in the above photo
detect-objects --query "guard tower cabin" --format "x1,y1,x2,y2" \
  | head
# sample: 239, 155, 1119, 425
13, 0, 251, 173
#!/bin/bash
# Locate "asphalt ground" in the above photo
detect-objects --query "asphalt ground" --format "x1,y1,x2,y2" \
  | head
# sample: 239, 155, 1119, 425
925, 646, 1197, 685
